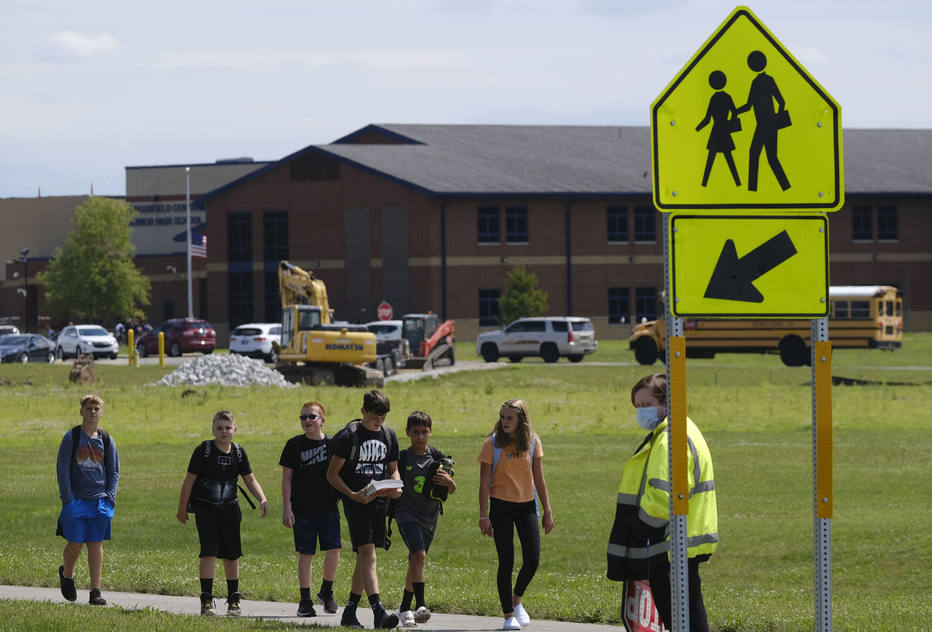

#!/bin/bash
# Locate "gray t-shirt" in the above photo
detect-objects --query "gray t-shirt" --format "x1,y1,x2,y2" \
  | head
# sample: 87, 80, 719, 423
395, 448, 442, 529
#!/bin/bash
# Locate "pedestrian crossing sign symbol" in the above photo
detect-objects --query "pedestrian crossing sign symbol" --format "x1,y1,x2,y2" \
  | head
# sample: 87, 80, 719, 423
651, 6, 844, 212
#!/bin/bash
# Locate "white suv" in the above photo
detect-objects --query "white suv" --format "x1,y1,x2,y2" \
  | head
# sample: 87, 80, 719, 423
230, 323, 282, 363
56, 325, 119, 360
476, 317, 598, 363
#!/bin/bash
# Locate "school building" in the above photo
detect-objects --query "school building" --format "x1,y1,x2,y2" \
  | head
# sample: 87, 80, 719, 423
1, 125, 930, 340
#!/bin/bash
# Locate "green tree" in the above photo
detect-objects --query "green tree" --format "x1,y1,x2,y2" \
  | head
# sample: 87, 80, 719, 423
38, 197, 150, 325
499, 266, 549, 325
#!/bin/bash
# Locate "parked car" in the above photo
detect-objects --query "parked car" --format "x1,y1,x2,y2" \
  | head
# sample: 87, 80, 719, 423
0, 334, 55, 363
476, 316, 598, 363
229, 323, 282, 362
0, 325, 20, 337
365, 320, 403, 343
56, 324, 119, 360
135, 318, 216, 357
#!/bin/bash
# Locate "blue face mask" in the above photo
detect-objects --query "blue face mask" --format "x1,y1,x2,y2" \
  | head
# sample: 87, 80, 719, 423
636, 407, 661, 431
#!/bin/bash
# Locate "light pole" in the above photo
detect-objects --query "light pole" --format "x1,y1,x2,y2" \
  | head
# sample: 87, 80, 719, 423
6, 248, 28, 332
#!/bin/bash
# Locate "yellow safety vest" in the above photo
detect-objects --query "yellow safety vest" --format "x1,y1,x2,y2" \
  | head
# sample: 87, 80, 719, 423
607, 417, 718, 581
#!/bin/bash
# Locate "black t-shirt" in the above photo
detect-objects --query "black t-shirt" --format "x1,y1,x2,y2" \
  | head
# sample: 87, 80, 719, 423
332, 421, 399, 492
279, 434, 337, 515
395, 447, 443, 528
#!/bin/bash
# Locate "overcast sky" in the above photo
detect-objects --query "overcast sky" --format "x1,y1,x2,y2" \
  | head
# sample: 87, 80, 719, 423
2, 0, 928, 198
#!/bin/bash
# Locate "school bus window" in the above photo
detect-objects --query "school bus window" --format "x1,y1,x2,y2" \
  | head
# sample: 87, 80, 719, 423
885, 301, 894, 316
896, 302, 902, 316
835, 301, 848, 319
851, 301, 870, 319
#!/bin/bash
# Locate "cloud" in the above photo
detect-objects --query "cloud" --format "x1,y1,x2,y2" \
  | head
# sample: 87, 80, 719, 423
49, 31, 121, 58
154, 48, 469, 71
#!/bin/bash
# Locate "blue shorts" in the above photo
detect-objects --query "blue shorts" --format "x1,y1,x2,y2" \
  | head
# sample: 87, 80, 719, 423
59, 498, 114, 543
293, 509, 342, 555
398, 520, 435, 557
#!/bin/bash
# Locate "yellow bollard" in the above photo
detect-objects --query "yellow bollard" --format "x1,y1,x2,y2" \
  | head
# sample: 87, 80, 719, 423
128, 329, 135, 366
158, 331, 165, 367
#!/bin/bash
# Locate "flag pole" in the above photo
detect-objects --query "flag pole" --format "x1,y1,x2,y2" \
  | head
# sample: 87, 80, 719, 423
186, 166, 193, 318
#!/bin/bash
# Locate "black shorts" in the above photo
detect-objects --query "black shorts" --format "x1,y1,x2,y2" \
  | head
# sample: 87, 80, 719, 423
398, 520, 436, 557
195, 503, 242, 560
293, 508, 342, 555
342, 497, 387, 553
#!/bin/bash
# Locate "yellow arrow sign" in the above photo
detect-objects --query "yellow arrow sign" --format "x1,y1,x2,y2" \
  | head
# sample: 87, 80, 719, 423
669, 214, 829, 317
652, 6, 844, 212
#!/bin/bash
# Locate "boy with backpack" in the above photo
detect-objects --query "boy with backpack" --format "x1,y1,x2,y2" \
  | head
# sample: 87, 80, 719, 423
392, 411, 456, 627
326, 390, 402, 629
56, 394, 120, 606
279, 400, 341, 617
176, 410, 269, 616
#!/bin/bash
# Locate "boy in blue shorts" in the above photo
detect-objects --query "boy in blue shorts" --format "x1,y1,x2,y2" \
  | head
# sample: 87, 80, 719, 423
56, 394, 120, 606
394, 411, 456, 627
280, 401, 341, 617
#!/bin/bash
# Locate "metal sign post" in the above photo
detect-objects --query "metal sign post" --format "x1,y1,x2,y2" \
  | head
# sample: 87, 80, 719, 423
812, 318, 833, 631
663, 214, 690, 631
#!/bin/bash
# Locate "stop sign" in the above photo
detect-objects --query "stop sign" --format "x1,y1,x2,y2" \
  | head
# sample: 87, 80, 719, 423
377, 301, 393, 320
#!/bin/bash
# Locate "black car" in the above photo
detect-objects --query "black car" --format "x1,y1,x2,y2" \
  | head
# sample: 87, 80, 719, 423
0, 334, 56, 363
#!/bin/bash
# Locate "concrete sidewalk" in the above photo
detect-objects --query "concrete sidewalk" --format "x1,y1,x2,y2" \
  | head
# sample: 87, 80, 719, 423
0, 585, 619, 631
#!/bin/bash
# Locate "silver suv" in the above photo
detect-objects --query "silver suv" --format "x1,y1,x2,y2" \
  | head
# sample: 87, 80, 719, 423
476, 317, 598, 363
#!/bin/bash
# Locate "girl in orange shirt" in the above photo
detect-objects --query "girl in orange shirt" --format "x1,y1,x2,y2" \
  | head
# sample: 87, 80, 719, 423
478, 399, 554, 631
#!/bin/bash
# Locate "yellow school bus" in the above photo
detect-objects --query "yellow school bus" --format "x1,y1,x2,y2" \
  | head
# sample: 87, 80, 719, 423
629, 285, 903, 366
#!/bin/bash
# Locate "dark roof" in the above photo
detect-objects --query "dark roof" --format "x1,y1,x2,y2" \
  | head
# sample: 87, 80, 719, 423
198, 124, 932, 203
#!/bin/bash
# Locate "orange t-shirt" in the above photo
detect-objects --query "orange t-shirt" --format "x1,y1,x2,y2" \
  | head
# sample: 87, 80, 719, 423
478, 434, 543, 503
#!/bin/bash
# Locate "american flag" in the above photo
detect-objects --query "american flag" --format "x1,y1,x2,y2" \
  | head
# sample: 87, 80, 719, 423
191, 233, 207, 258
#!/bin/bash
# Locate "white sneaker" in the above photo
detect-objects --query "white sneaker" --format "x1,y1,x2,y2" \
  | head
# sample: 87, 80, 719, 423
503, 615, 522, 630
414, 605, 431, 623
400, 610, 416, 627
513, 603, 531, 626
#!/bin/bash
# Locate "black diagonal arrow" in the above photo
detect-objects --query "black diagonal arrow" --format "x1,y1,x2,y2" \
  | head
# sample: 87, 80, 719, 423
703, 230, 798, 303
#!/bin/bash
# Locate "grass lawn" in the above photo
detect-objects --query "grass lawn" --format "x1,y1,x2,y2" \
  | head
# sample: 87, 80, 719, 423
0, 334, 929, 631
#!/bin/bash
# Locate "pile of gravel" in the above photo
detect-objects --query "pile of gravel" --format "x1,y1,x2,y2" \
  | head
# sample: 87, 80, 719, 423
152, 353, 297, 388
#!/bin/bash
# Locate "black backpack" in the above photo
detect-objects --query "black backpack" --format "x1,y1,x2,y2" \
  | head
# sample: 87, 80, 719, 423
187, 440, 256, 512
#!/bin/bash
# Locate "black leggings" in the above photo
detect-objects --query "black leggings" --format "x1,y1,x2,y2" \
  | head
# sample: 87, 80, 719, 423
489, 498, 540, 614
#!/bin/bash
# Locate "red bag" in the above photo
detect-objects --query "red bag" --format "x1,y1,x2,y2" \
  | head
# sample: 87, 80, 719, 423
622, 580, 669, 632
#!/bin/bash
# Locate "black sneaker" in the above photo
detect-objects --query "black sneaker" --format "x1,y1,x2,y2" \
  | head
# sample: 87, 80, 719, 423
200, 593, 217, 616
340, 608, 364, 629
226, 592, 242, 616
374, 608, 400, 629
297, 599, 317, 617
316, 590, 339, 614
58, 565, 77, 602
88, 588, 107, 606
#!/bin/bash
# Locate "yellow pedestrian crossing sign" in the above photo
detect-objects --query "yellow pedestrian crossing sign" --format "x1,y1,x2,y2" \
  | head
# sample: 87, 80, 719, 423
651, 6, 844, 212
669, 213, 829, 317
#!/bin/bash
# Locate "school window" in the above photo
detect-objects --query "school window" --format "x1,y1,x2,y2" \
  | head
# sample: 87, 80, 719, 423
633, 206, 656, 242
505, 206, 529, 243
851, 206, 872, 240
607, 206, 629, 242
228, 271, 254, 328
263, 211, 288, 323
478, 289, 501, 326
834, 300, 848, 319
877, 205, 898, 240
478, 206, 500, 244
227, 212, 252, 261
608, 287, 630, 324
635, 287, 658, 322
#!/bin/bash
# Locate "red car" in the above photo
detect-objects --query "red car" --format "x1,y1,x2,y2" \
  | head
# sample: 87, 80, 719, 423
135, 318, 216, 357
